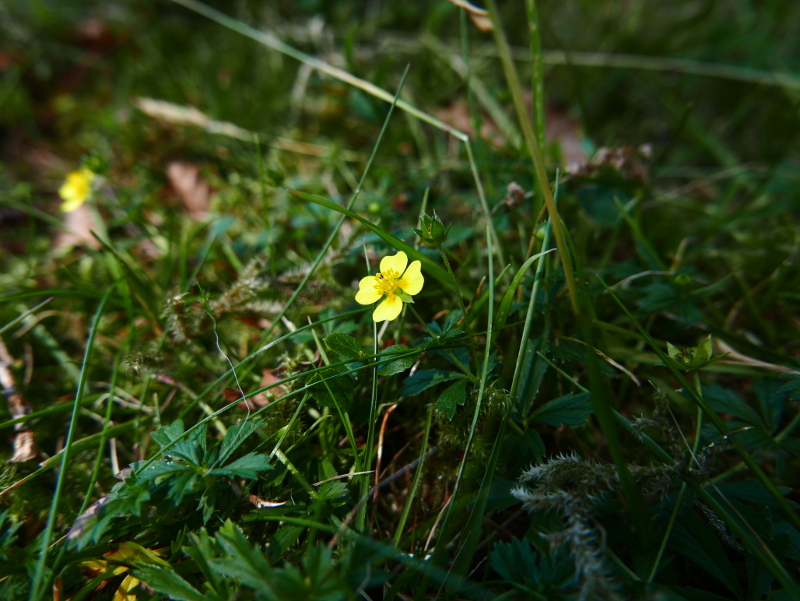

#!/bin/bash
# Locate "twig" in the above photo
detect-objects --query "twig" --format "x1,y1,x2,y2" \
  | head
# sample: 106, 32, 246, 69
0, 338, 37, 462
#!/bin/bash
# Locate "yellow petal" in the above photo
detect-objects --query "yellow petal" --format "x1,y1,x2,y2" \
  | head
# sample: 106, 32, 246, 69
373, 294, 402, 322
380, 251, 408, 276
398, 260, 423, 295
58, 169, 94, 212
59, 196, 85, 213
355, 276, 382, 305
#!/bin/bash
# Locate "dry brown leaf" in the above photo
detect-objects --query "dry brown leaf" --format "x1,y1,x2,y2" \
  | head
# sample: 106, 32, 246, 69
436, 101, 505, 148
166, 162, 210, 220
544, 104, 587, 165
224, 368, 286, 411
247, 494, 287, 508
1, 339, 38, 463
55, 203, 103, 250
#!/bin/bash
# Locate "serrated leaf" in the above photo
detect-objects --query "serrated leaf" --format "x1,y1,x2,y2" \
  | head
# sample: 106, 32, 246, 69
324, 333, 362, 360
443, 309, 465, 333
704, 384, 765, 428
309, 366, 355, 409
672, 508, 743, 598
378, 344, 415, 376
529, 392, 593, 427
491, 537, 540, 587
754, 379, 786, 432
217, 418, 264, 466
399, 369, 464, 396
133, 565, 208, 601
437, 379, 468, 420
211, 452, 272, 480
316, 481, 350, 505
210, 520, 273, 595
138, 460, 195, 482
151, 420, 206, 465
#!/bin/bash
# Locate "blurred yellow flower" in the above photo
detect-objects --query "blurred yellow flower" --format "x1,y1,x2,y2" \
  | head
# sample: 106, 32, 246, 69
356, 250, 423, 322
59, 168, 95, 212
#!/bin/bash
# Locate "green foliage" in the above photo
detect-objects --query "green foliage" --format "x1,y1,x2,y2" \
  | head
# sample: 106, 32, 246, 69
324, 333, 363, 361
437, 379, 468, 420
1, 0, 800, 599
490, 538, 574, 597
529, 392, 593, 428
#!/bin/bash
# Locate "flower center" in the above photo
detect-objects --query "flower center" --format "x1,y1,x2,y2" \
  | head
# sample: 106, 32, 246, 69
374, 269, 401, 296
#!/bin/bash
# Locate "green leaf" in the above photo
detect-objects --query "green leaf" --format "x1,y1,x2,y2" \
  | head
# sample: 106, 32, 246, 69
672, 509, 743, 599
324, 333, 362, 360
704, 384, 765, 429
529, 392, 593, 427
138, 460, 195, 482
309, 366, 355, 409
377, 345, 416, 376
151, 420, 207, 465
211, 452, 272, 480
443, 309, 465, 333
133, 565, 208, 601
437, 379, 468, 420
217, 418, 264, 466
210, 520, 273, 595
399, 369, 465, 396
490, 538, 541, 588
316, 481, 350, 506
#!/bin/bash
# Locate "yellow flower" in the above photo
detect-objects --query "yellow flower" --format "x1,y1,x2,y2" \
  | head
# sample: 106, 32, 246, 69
58, 168, 95, 212
356, 251, 424, 322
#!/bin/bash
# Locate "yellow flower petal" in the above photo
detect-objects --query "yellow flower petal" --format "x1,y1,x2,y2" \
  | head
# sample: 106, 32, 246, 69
59, 196, 85, 213
380, 251, 408, 276
398, 260, 423, 295
58, 168, 94, 212
373, 294, 402, 322
355, 276, 382, 305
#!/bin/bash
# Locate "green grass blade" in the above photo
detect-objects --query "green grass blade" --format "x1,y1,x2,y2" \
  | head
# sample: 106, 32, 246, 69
393, 405, 433, 549
484, 0, 578, 316
448, 417, 508, 582
29, 282, 118, 601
